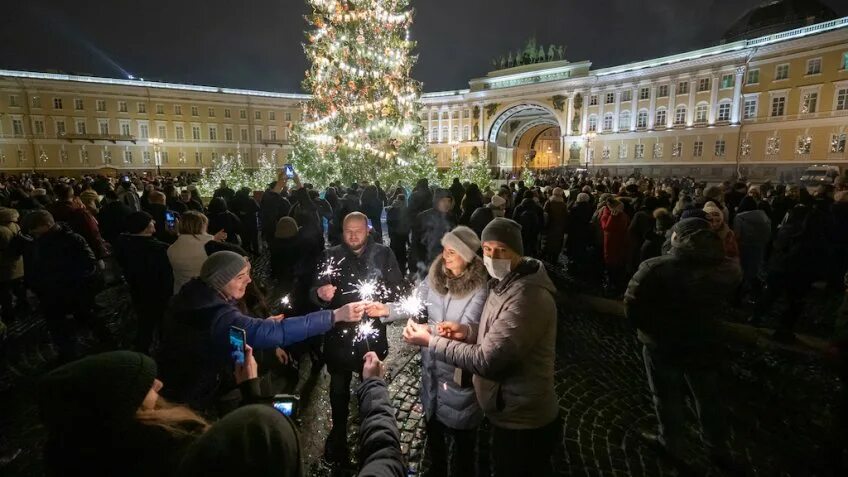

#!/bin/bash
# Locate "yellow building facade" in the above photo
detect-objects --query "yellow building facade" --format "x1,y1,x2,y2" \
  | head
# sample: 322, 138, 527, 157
1, 15, 847, 181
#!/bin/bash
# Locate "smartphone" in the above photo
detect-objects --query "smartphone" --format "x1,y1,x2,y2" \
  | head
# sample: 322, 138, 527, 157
165, 211, 176, 230
366, 218, 373, 230
272, 394, 300, 419
283, 164, 295, 179
229, 326, 246, 365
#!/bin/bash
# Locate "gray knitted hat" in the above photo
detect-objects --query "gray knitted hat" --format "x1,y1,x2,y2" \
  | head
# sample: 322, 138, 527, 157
481, 218, 524, 256
201, 251, 248, 291
441, 226, 481, 263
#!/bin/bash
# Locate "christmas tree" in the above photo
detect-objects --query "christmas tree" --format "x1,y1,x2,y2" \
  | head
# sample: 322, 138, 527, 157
292, 0, 436, 188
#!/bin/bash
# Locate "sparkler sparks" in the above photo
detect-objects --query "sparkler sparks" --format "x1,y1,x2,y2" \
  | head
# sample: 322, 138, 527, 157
318, 257, 345, 280
398, 292, 427, 317
280, 295, 290, 307
355, 318, 380, 351
345, 279, 380, 302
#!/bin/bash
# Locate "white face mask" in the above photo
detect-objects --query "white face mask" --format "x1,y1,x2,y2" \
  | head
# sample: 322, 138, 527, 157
484, 255, 512, 280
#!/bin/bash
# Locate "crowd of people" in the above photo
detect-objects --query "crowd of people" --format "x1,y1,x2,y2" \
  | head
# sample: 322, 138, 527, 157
0, 166, 847, 476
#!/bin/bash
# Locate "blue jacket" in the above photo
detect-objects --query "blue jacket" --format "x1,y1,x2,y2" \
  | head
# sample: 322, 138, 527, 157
157, 278, 333, 409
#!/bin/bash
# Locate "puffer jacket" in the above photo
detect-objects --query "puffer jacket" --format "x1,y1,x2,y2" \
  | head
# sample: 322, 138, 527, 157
733, 209, 771, 282
430, 258, 558, 430
387, 256, 487, 430
624, 229, 742, 352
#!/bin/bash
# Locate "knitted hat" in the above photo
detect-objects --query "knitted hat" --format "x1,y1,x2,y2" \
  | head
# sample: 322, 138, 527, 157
680, 208, 708, 220
275, 217, 299, 239
125, 211, 153, 234
576, 193, 591, 203
481, 218, 524, 255
489, 195, 506, 208
0, 207, 19, 223
703, 201, 723, 216
38, 351, 157, 430
441, 226, 481, 263
672, 218, 711, 242
200, 251, 249, 291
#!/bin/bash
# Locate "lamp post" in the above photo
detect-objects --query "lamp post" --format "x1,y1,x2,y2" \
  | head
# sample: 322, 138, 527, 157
149, 137, 164, 176
584, 132, 596, 174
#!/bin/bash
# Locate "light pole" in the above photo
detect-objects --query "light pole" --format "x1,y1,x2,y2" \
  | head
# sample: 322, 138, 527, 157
149, 137, 164, 176
584, 132, 596, 174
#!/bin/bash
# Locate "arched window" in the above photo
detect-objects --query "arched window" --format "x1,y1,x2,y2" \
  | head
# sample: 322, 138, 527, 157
619, 111, 631, 131
636, 110, 648, 129
603, 113, 614, 131
655, 107, 667, 128
695, 103, 709, 124
431, 127, 438, 142
674, 106, 687, 125
588, 115, 598, 132
441, 126, 449, 143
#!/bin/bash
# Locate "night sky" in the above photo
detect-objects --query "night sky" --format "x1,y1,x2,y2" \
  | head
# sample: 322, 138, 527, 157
1, 0, 845, 93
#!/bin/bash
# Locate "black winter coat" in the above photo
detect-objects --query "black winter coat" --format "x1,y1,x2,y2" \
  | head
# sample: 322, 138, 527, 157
410, 208, 456, 276
310, 237, 403, 372
25, 224, 99, 302
260, 191, 291, 241
468, 206, 495, 239
97, 201, 133, 245
113, 234, 173, 309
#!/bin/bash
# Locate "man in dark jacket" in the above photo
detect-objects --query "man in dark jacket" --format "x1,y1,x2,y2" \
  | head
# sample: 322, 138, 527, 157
310, 212, 403, 464
145, 191, 179, 244
385, 194, 410, 276
469, 194, 506, 238
512, 190, 544, 257
49, 183, 107, 259
230, 187, 261, 255
157, 251, 364, 412
260, 176, 291, 245
213, 180, 236, 205
113, 211, 174, 354
448, 178, 465, 217
96, 190, 132, 245
624, 218, 742, 469
410, 189, 456, 277
23, 210, 111, 362
406, 179, 433, 224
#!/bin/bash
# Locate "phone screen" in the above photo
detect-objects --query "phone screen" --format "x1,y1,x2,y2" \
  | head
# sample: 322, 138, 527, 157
272, 395, 299, 418
165, 212, 176, 230
284, 164, 295, 179
366, 218, 373, 230
229, 327, 246, 365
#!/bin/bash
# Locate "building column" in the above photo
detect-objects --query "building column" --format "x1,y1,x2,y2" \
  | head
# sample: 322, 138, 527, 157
687, 80, 696, 126
478, 103, 485, 142
630, 86, 638, 131
581, 95, 589, 135
613, 91, 622, 132
708, 73, 719, 124
731, 66, 746, 124
447, 108, 453, 143
565, 94, 574, 135
667, 81, 676, 128
648, 86, 657, 130
427, 108, 434, 142
598, 91, 605, 133
438, 108, 443, 143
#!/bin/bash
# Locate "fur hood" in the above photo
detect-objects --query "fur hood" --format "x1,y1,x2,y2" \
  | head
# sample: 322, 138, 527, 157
428, 255, 488, 299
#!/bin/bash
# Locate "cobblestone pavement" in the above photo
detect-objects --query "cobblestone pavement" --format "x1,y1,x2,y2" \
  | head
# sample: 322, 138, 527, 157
0, 251, 842, 476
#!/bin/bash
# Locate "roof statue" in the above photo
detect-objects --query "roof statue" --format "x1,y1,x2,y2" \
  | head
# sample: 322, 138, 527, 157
491, 37, 567, 70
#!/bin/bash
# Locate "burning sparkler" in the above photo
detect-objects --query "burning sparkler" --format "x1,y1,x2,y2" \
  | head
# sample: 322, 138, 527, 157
345, 279, 380, 302
318, 257, 345, 280
355, 318, 380, 351
398, 291, 427, 318
280, 295, 290, 307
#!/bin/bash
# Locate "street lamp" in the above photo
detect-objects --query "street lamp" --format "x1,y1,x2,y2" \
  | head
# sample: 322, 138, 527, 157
584, 132, 597, 174
149, 137, 164, 176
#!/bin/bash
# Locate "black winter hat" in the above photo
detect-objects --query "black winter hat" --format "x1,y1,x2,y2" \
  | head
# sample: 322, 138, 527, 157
672, 218, 711, 241
39, 351, 157, 430
125, 211, 154, 234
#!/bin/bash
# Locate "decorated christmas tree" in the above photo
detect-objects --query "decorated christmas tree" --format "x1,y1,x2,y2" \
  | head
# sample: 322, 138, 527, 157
292, 0, 436, 188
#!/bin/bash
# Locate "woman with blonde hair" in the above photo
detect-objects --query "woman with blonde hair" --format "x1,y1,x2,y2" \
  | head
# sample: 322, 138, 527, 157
167, 211, 226, 293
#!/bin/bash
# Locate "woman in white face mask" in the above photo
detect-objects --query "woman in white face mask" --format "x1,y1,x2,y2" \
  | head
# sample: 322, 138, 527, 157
366, 226, 487, 477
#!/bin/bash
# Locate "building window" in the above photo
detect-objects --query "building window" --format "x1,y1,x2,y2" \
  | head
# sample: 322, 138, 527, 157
657, 85, 669, 98
207, 107, 215, 117
842, 52, 848, 70
209, 127, 217, 141
831, 134, 846, 153
74, 98, 84, 110
837, 88, 848, 111
621, 90, 632, 102
634, 144, 645, 159
255, 111, 262, 120
806, 58, 822, 75
31, 96, 41, 108
116, 101, 127, 113
693, 141, 703, 157
161, 151, 169, 164
174, 104, 183, 115
743, 98, 758, 119
605, 93, 615, 104
271, 128, 278, 141
256, 129, 263, 141
639, 87, 650, 100
33, 120, 45, 136
653, 143, 663, 159
796, 136, 812, 155
655, 108, 667, 127
158, 125, 166, 138
175, 126, 185, 140
156, 104, 165, 115
697, 78, 710, 92
636, 111, 648, 129
801, 91, 818, 114
192, 126, 201, 140
285, 112, 292, 121
195, 152, 203, 165
741, 138, 751, 156
771, 95, 786, 117
121, 123, 131, 136
9, 95, 19, 107
746, 69, 759, 85
99, 121, 109, 135
588, 115, 598, 132
463, 125, 471, 141
430, 127, 438, 142
463, 110, 470, 119
138, 103, 147, 114
224, 109, 232, 118
695, 104, 708, 123
767, 136, 781, 155
674, 106, 687, 125
715, 139, 726, 156
225, 128, 233, 141
12, 119, 23, 137
720, 74, 734, 89
240, 128, 248, 142
240, 110, 247, 119
269, 111, 276, 120
678, 81, 689, 95
76, 120, 86, 135
717, 102, 731, 121
123, 149, 133, 164
602, 113, 614, 131
191, 106, 199, 117
589, 95, 598, 106
53, 98, 63, 109
452, 126, 459, 141
619, 144, 628, 159
619, 111, 631, 130
672, 142, 682, 157
775, 64, 789, 80
56, 120, 66, 136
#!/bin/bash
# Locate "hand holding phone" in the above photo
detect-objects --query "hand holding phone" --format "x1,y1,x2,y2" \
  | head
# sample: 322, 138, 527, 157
229, 326, 247, 365
272, 394, 300, 419
165, 211, 176, 230
283, 164, 295, 179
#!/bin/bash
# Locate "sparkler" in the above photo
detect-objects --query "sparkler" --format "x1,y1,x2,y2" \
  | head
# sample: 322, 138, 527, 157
354, 318, 380, 351
280, 295, 290, 307
318, 257, 345, 280
398, 291, 426, 318
345, 279, 380, 302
